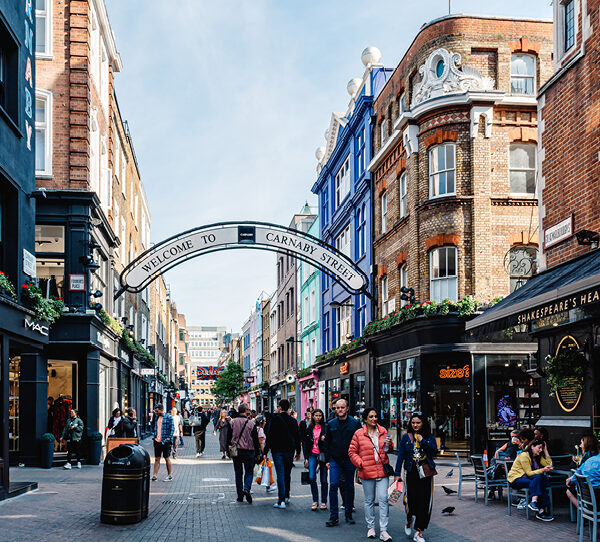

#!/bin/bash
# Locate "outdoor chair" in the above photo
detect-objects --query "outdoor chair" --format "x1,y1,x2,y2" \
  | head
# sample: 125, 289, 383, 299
575, 473, 600, 542
471, 454, 507, 506
455, 452, 476, 500
501, 459, 553, 519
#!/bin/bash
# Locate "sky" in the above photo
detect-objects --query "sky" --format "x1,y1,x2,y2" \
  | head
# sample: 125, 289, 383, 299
105, 0, 553, 332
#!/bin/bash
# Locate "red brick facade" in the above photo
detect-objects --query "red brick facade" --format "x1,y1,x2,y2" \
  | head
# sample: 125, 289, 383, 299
369, 16, 553, 315
540, 0, 600, 268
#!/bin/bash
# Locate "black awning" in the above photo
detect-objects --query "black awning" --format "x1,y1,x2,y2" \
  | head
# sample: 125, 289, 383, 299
466, 249, 600, 335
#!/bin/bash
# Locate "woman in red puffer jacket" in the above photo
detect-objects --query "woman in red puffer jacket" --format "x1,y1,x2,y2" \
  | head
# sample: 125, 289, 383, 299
348, 408, 393, 541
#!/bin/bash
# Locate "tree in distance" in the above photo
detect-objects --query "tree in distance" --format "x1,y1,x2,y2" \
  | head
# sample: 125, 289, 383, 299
212, 360, 244, 403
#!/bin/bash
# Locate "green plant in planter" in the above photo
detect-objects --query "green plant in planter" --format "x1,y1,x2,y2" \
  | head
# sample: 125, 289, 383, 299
21, 283, 64, 324
545, 349, 589, 396
39, 432, 56, 441
0, 271, 16, 298
88, 431, 103, 441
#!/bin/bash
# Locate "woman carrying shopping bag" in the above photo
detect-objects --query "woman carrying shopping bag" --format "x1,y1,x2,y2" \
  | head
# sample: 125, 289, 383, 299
394, 413, 438, 542
302, 408, 328, 511
255, 415, 276, 492
348, 407, 393, 541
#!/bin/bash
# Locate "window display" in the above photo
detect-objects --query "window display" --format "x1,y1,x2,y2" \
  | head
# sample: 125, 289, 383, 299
9, 356, 20, 452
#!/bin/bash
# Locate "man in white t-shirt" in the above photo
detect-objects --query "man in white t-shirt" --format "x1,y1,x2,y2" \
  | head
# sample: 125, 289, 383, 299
170, 408, 183, 459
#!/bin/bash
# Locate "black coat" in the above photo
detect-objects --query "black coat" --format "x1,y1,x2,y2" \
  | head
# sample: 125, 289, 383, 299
324, 416, 361, 462
302, 423, 327, 460
264, 412, 301, 455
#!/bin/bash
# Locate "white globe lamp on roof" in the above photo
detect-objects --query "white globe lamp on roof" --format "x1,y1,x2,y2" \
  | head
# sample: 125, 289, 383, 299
361, 46, 382, 67
347, 77, 362, 96
315, 146, 326, 161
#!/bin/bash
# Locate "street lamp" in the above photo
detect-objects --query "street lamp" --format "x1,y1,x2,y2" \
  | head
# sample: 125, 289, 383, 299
330, 300, 353, 309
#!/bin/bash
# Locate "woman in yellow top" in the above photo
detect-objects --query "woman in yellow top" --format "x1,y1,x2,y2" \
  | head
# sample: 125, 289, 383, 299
507, 439, 554, 521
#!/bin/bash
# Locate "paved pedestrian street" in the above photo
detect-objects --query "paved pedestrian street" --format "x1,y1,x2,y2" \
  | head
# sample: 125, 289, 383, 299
1, 434, 578, 542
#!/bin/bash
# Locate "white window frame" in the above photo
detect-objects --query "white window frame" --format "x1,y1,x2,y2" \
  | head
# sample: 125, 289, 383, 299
334, 156, 351, 207
380, 119, 387, 145
400, 264, 408, 307
381, 192, 388, 234
335, 225, 351, 258
399, 172, 407, 218
509, 143, 537, 196
35, 0, 52, 58
381, 276, 389, 317
429, 246, 458, 303
310, 288, 316, 322
510, 54, 536, 95
35, 90, 52, 177
310, 337, 316, 364
335, 303, 352, 346
429, 143, 456, 199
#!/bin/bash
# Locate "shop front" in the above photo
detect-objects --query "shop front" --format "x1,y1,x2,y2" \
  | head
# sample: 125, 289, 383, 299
467, 250, 600, 452
270, 380, 283, 411
316, 347, 370, 419
298, 370, 319, 413
370, 315, 536, 454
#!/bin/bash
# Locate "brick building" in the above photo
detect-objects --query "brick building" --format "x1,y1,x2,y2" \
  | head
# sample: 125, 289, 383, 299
468, 0, 600, 450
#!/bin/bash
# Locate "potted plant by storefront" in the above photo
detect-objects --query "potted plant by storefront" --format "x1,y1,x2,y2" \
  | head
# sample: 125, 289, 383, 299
87, 431, 103, 465
39, 433, 55, 468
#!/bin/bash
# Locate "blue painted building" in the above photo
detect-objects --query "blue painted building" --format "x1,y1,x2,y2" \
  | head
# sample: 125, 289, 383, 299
312, 47, 392, 353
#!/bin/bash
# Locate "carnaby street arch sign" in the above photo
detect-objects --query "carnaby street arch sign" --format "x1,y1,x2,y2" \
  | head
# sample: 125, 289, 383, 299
116, 221, 369, 299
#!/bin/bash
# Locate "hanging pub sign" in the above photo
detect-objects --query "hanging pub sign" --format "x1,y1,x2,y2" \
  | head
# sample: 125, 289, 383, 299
554, 335, 583, 413
340, 362, 349, 375
436, 363, 470, 382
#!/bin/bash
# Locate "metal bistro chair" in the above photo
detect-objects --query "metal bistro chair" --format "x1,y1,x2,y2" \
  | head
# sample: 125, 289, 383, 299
471, 454, 507, 506
575, 473, 600, 542
502, 459, 553, 520
455, 452, 476, 500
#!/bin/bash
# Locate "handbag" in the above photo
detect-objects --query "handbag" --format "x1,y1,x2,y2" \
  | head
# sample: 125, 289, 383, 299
228, 418, 249, 458
368, 431, 395, 477
408, 433, 438, 478
301, 470, 310, 485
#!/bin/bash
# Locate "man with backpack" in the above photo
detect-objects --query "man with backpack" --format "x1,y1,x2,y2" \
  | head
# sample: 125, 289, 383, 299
192, 407, 210, 457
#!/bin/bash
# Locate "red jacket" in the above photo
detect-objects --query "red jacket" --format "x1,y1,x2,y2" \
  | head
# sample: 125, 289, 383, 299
348, 424, 393, 480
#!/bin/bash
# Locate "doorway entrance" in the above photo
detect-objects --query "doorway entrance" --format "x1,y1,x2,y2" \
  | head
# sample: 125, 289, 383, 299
430, 383, 471, 455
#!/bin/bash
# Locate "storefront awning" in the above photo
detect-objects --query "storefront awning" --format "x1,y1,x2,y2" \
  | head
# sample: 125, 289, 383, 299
466, 249, 600, 335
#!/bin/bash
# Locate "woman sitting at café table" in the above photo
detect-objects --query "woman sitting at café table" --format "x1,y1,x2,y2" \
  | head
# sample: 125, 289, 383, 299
507, 439, 554, 522
566, 432, 600, 508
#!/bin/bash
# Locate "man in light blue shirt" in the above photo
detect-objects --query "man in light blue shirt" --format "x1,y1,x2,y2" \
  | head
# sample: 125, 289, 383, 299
576, 454, 600, 488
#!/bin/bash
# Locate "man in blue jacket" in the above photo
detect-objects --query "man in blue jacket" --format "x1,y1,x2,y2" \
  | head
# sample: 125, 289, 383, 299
151, 404, 175, 482
324, 398, 361, 527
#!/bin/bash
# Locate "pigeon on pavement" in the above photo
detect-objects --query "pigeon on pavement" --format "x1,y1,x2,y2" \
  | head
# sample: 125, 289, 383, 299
445, 469, 454, 477
441, 506, 455, 515
442, 486, 457, 495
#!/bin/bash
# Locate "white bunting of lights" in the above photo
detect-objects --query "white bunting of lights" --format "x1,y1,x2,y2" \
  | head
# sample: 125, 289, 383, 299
117, 222, 369, 299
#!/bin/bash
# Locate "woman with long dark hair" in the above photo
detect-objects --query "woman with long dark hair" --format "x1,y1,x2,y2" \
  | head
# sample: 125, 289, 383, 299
394, 413, 438, 542
508, 438, 553, 521
302, 408, 328, 510
348, 407, 393, 541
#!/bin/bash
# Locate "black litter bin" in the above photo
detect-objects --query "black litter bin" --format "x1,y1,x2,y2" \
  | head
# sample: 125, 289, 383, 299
183, 420, 192, 436
101, 443, 151, 524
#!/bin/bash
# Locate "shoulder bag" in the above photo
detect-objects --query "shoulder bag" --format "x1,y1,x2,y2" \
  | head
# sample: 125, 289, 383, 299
368, 432, 395, 477
408, 433, 437, 478
228, 418, 249, 458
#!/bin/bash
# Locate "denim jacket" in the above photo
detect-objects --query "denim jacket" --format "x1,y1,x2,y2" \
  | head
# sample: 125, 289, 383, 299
394, 432, 438, 476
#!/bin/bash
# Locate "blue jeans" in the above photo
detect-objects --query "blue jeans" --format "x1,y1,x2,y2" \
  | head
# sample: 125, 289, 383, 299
272, 451, 294, 504
511, 474, 550, 509
362, 477, 389, 531
232, 449, 255, 498
308, 453, 328, 504
329, 458, 355, 519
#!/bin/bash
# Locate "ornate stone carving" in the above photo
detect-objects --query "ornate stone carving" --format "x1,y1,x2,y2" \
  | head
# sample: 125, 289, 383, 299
411, 48, 495, 108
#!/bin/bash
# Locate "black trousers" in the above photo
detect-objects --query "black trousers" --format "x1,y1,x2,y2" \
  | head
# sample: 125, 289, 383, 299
405, 467, 434, 532
194, 430, 206, 453
67, 440, 81, 463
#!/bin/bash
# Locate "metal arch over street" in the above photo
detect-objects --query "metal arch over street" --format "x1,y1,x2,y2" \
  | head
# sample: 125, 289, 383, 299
116, 221, 370, 300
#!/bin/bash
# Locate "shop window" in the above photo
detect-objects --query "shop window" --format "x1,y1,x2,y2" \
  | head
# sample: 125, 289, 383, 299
35, 0, 52, 57
327, 377, 341, 419
508, 245, 538, 292
399, 172, 407, 218
509, 143, 536, 195
381, 191, 388, 234
48, 360, 76, 453
35, 224, 65, 298
510, 54, 536, 95
429, 143, 456, 198
35, 90, 52, 176
429, 246, 457, 302
9, 356, 19, 451
334, 156, 350, 208
400, 264, 408, 307
353, 373, 366, 419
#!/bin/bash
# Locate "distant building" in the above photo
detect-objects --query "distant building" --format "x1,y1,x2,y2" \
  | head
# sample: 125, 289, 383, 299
187, 325, 226, 407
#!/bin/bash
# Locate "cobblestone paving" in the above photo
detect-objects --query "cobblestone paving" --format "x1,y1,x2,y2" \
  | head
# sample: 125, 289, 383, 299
0, 434, 580, 542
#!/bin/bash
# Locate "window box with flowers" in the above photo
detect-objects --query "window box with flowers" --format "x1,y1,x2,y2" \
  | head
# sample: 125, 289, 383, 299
0, 271, 16, 299
21, 283, 64, 324
315, 337, 363, 365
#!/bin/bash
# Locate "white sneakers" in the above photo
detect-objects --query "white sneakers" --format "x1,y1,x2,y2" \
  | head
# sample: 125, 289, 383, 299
163, 475, 173, 482
413, 531, 426, 542
405, 518, 413, 536
196, 453, 200, 458
273, 502, 286, 509
76, 462, 81, 469
63, 462, 71, 470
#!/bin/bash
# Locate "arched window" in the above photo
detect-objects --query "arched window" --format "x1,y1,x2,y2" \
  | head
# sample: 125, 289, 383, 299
506, 245, 538, 292
429, 247, 457, 302
509, 143, 536, 195
510, 54, 536, 95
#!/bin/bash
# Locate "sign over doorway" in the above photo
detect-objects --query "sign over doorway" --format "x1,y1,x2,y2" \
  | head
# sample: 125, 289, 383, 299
117, 221, 369, 299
